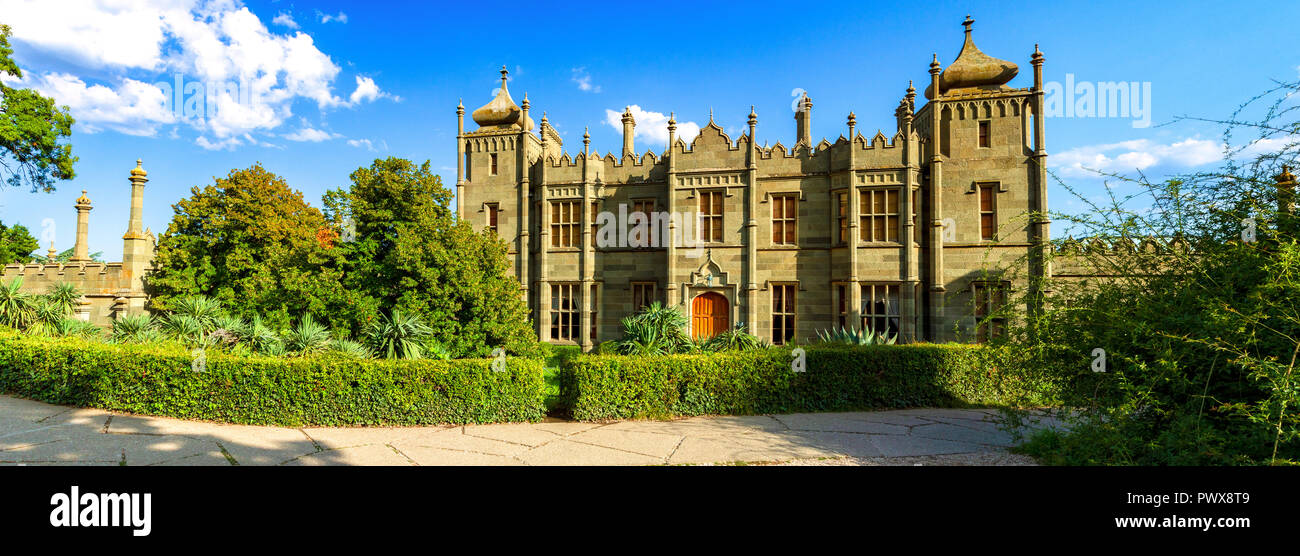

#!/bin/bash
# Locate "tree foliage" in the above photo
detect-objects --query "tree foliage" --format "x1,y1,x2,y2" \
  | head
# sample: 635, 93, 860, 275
148, 163, 373, 330
0, 24, 76, 192
0, 220, 37, 264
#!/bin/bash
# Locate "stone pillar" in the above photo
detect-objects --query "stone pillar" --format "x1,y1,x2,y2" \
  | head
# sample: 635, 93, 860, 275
847, 112, 862, 330
927, 56, 947, 342
122, 159, 150, 293
665, 113, 679, 316
1028, 45, 1051, 331
456, 100, 466, 221
580, 128, 593, 351
518, 95, 531, 294
745, 107, 759, 336
901, 84, 920, 343
795, 93, 812, 146
621, 107, 636, 158
72, 190, 92, 262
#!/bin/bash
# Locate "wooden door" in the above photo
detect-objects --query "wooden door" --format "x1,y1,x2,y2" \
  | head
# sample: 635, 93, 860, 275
691, 292, 729, 340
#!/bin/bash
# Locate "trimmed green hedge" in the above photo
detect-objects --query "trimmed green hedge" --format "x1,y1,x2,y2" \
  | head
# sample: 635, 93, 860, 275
560, 344, 1057, 421
0, 332, 545, 426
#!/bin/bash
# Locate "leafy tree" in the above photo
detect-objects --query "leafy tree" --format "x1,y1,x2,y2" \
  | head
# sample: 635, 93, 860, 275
0, 220, 37, 263
0, 23, 76, 192
148, 163, 373, 330
32, 246, 104, 264
327, 157, 536, 357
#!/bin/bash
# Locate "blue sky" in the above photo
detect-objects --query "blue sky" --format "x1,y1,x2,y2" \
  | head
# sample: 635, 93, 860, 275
1, 0, 1297, 260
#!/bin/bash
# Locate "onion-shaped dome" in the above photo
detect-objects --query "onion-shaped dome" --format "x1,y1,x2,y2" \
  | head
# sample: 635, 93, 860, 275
925, 16, 1019, 99
130, 158, 147, 177
471, 66, 522, 128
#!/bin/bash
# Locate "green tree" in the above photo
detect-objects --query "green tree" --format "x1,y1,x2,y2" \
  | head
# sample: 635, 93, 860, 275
326, 157, 536, 357
0, 24, 76, 192
148, 163, 373, 329
0, 220, 37, 264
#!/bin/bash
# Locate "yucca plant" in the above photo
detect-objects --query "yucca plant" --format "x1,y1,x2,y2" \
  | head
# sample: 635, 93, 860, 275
25, 296, 69, 336
329, 338, 374, 359
111, 313, 159, 344
615, 302, 695, 355
210, 313, 247, 346
169, 295, 223, 332
246, 315, 283, 355
53, 318, 101, 339
702, 323, 769, 352
814, 326, 897, 346
367, 308, 434, 360
0, 277, 34, 329
284, 314, 331, 355
161, 313, 207, 346
44, 282, 82, 316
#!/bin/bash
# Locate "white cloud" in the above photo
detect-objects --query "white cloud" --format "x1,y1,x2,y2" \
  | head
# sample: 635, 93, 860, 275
347, 138, 374, 151
1050, 137, 1223, 177
284, 126, 339, 142
571, 67, 600, 93
317, 10, 348, 24
15, 72, 175, 135
348, 75, 397, 104
603, 105, 700, 150
0, 0, 388, 145
272, 11, 298, 29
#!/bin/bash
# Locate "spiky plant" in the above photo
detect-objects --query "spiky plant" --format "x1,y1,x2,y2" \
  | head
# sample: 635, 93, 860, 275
814, 326, 897, 346
25, 296, 68, 336
169, 296, 223, 332
161, 313, 206, 346
210, 313, 247, 347
366, 309, 434, 360
44, 282, 81, 316
0, 278, 34, 329
615, 302, 695, 355
284, 314, 331, 355
110, 313, 157, 344
329, 338, 374, 359
246, 315, 283, 355
702, 323, 769, 352
53, 318, 101, 339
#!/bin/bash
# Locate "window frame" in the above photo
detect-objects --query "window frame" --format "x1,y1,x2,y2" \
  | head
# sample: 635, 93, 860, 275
771, 194, 798, 246
978, 120, 991, 149
485, 203, 499, 234
861, 283, 901, 338
550, 200, 580, 248
698, 190, 724, 243
859, 188, 900, 243
771, 283, 797, 345
972, 280, 1010, 343
978, 182, 997, 241
630, 281, 657, 312
550, 283, 580, 342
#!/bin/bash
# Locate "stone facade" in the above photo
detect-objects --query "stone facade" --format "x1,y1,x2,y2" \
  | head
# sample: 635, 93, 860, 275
459, 16, 1051, 349
1, 160, 155, 326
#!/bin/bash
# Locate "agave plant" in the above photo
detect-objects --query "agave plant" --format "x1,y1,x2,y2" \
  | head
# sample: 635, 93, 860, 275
329, 338, 374, 359
0, 277, 34, 329
44, 282, 82, 316
815, 326, 897, 346
284, 314, 331, 355
53, 318, 102, 339
210, 313, 247, 346
367, 309, 434, 360
615, 302, 695, 355
111, 313, 160, 344
702, 323, 769, 352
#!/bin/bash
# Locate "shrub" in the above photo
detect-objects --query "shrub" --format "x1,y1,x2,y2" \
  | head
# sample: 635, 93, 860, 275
0, 330, 545, 426
560, 344, 1057, 421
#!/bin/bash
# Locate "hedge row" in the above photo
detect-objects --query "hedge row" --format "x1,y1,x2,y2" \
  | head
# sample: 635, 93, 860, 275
560, 344, 1057, 421
0, 333, 545, 426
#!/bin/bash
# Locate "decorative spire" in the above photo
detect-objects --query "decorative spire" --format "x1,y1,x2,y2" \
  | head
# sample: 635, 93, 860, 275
583, 127, 590, 145
930, 53, 941, 72
668, 112, 676, 130
962, 14, 974, 35
456, 98, 464, 114
130, 158, 147, 178
1277, 164, 1296, 184
847, 112, 856, 128
471, 66, 522, 128
76, 189, 91, 206
925, 15, 1018, 99
47, 241, 57, 261
1031, 43, 1044, 65
621, 105, 634, 124
748, 105, 757, 127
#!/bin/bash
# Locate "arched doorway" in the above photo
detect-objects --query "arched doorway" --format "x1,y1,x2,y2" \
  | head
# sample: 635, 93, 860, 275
691, 292, 729, 340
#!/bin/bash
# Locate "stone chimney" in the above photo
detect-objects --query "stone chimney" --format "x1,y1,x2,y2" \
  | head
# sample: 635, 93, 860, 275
72, 190, 92, 262
795, 93, 812, 145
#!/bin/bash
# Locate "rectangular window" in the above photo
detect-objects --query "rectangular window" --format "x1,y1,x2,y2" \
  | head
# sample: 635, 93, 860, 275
772, 194, 797, 245
772, 284, 797, 345
486, 203, 499, 234
973, 282, 1009, 343
632, 199, 655, 219
631, 281, 657, 312
861, 283, 900, 338
912, 190, 919, 229
699, 191, 724, 243
978, 120, 990, 148
979, 183, 996, 241
490, 153, 499, 175
551, 201, 580, 248
550, 284, 580, 341
859, 189, 899, 242
590, 284, 599, 342
835, 284, 848, 328
591, 201, 600, 243
836, 192, 848, 244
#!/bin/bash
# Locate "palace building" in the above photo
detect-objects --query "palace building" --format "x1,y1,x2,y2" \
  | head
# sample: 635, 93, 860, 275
456, 16, 1050, 349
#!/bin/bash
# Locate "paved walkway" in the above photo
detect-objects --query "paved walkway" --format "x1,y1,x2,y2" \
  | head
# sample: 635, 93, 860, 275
0, 395, 1057, 466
